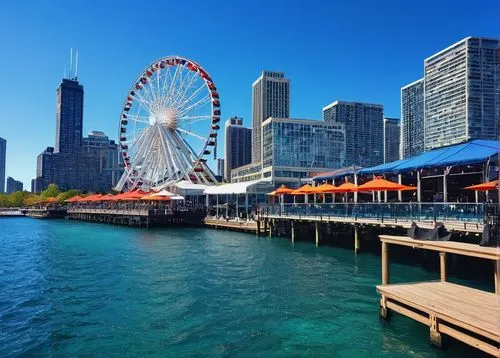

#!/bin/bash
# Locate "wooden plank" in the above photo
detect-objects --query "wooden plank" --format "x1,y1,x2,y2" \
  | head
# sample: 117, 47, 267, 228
379, 235, 500, 260
386, 300, 429, 325
439, 323, 500, 357
377, 281, 500, 342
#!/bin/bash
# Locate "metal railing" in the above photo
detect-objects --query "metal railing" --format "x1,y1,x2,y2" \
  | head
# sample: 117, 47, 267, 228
262, 203, 498, 224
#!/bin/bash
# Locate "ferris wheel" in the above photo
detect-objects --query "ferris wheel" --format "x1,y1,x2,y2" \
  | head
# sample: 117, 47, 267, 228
115, 56, 220, 191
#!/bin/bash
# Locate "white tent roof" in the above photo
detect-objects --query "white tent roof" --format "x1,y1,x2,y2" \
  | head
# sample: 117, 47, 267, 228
170, 195, 185, 200
174, 181, 209, 190
204, 179, 271, 195
150, 189, 175, 197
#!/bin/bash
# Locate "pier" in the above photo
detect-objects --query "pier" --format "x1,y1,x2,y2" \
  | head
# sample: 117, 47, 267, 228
376, 235, 500, 356
204, 217, 259, 233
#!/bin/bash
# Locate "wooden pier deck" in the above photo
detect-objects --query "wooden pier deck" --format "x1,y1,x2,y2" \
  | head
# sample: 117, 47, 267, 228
261, 214, 484, 234
377, 235, 500, 356
205, 218, 259, 233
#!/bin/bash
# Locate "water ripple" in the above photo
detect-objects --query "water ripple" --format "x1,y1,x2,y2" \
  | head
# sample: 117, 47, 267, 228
0, 218, 483, 357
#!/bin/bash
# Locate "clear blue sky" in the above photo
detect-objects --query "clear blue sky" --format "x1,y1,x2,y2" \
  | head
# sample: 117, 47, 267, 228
0, 0, 498, 188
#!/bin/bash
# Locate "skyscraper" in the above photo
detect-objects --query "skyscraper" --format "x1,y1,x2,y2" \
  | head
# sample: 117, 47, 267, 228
0, 137, 6, 193
55, 78, 84, 153
323, 101, 384, 167
216, 159, 225, 178
424, 37, 500, 150
401, 78, 425, 158
252, 71, 290, 163
224, 117, 252, 181
383, 118, 400, 163
34, 63, 120, 193
6, 177, 23, 194
82, 131, 123, 188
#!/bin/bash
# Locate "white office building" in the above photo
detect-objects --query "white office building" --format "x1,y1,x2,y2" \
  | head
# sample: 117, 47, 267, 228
424, 37, 500, 150
252, 71, 290, 163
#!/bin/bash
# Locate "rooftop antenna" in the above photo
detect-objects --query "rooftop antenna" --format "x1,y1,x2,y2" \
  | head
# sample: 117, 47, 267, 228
69, 48, 73, 79
75, 50, 79, 80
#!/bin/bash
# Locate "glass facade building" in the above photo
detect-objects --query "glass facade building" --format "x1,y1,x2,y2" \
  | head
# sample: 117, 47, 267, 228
258, 118, 345, 185
383, 118, 400, 163
55, 79, 84, 153
401, 78, 425, 158
424, 37, 500, 150
252, 71, 290, 163
6, 176, 23, 194
0, 137, 5, 193
323, 101, 384, 167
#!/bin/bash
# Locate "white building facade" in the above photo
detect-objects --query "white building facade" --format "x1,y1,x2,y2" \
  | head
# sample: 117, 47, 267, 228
251, 71, 290, 163
424, 37, 500, 150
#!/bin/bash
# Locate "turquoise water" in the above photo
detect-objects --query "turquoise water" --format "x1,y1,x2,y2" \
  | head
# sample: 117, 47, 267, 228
0, 218, 486, 357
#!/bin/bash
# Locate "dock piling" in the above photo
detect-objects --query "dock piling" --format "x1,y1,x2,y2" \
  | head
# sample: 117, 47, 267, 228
381, 241, 389, 285
315, 222, 320, 247
354, 225, 360, 254
439, 252, 447, 282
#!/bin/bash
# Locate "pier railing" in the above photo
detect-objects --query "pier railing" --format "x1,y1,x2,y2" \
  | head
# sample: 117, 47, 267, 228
262, 203, 497, 224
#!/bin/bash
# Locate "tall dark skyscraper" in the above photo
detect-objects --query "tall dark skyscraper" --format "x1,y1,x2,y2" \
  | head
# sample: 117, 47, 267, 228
55, 79, 84, 153
0, 137, 5, 193
34, 55, 121, 193
224, 117, 252, 181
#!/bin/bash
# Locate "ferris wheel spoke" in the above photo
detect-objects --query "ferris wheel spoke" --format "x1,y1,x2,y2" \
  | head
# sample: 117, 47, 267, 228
176, 83, 207, 114
176, 127, 207, 141
171, 70, 200, 110
177, 94, 211, 118
178, 115, 212, 124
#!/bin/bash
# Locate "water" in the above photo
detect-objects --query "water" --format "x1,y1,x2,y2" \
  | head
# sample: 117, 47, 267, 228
0, 218, 487, 357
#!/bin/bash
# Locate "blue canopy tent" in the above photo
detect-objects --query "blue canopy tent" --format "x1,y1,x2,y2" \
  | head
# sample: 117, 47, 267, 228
358, 139, 499, 202
359, 139, 499, 175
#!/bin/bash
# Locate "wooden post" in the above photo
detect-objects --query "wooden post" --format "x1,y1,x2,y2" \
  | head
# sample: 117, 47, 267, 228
379, 295, 390, 320
354, 225, 360, 254
291, 221, 295, 242
439, 252, 447, 282
429, 314, 442, 348
269, 219, 273, 237
382, 241, 389, 285
315, 222, 319, 247
256, 220, 260, 236
495, 260, 499, 295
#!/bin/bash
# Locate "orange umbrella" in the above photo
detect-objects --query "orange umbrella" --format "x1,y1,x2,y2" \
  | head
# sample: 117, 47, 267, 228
123, 190, 149, 200
464, 180, 498, 191
141, 194, 171, 201
312, 183, 338, 193
291, 184, 315, 195
335, 182, 358, 193
267, 190, 277, 196
65, 195, 83, 203
275, 185, 294, 195
356, 177, 416, 192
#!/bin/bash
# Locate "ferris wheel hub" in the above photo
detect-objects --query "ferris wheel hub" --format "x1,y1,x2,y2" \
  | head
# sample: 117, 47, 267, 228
149, 106, 178, 131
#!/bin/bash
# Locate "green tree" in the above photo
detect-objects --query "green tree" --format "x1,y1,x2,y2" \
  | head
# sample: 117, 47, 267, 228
56, 189, 80, 203
41, 184, 61, 199
8, 191, 30, 207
